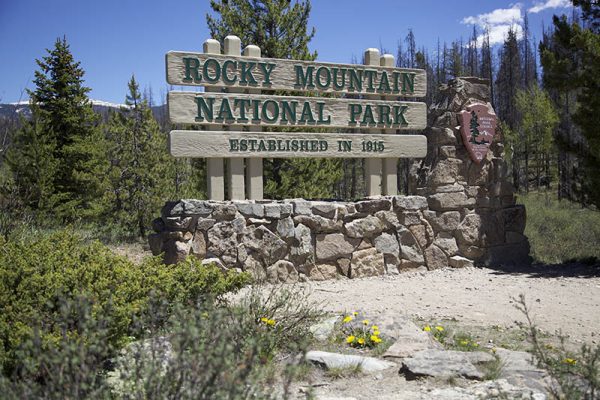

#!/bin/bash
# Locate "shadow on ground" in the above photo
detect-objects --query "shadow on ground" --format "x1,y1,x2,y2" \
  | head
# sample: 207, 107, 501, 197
487, 258, 600, 278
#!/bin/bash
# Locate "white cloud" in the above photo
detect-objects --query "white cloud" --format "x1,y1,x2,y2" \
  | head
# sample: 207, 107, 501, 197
462, 4, 523, 26
462, 4, 524, 45
528, 0, 571, 13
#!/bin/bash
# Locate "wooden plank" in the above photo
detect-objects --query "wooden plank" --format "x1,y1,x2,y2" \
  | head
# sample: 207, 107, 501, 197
166, 51, 426, 98
169, 131, 427, 159
243, 44, 263, 200
224, 35, 245, 200
168, 91, 427, 130
381, 54, 398, 195
203, 39, 225, 201
364, 48, 382, 197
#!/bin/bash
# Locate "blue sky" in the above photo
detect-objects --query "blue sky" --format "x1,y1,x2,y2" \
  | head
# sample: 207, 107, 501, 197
0, 0, 573, 105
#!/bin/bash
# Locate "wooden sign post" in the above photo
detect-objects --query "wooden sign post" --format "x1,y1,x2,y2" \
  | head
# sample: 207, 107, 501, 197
165, 36, 428, 200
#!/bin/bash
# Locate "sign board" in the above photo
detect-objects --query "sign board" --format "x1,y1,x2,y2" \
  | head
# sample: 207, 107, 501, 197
169, 130, 427, 159
166, 51, 427, 97
168, 92, 427, 130
458, 103, 496, 164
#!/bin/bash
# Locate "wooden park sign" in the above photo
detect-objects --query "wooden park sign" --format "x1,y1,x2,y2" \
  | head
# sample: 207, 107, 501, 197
166, 36, 428, 200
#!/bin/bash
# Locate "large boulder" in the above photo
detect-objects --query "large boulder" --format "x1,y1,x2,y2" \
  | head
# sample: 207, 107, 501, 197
345, 215, 384, 238
350, 248, 385, 278
315, 233, 360, 261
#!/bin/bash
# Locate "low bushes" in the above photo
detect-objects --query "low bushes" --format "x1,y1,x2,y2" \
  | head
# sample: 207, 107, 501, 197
0, 229, 250, 375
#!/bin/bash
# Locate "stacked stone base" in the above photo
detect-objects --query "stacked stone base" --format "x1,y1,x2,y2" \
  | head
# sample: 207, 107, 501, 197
149, 195, 528, 283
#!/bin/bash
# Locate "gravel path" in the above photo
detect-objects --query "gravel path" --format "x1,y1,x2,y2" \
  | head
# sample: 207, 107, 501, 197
297, 266, 600, 345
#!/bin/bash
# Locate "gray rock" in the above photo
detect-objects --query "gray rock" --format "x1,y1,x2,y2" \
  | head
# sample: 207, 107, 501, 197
306, 264, 339, 281
350, 248, 385, 278
424, 244, 448, 270
316, 233, 360, 261
434, 232, 459, 256
355, 198, 392, 214
309, 316, 340, 341
400, 349, 486, 380
163, 239, 190, 265
289, 223, 314, 265
495, 348, 550, 395
306, 350, 396, 373
276, 216, 295, 239
207, 222, 239, 266
374, 232, 399, 257
163, 200, 212, 217
164, 216, 193, 230
449, 255, 474, 268
235, 202, 264, 218
399, 211, 422, 226
231, 216, 246, 234
290, 199, 313, 215
243, 225, 287, 266
337, 258, 351, 277
190, 232, 206, 259
311, 202, 339, 218
398, 228, 425, 264
345, 215, 384, 238
375, 210, 402, 230
294, 214, 342, 233
211, 204, 237, 221
393, 196, 428, 211
383, 318, 443, 359
196, 218, 216, 231
456, 213, 483, 246
266, 260, 298, 283
429, 158, 463, 186
428, 192, 475, 211
423, 210, 461, 231
264, 203, 292, 219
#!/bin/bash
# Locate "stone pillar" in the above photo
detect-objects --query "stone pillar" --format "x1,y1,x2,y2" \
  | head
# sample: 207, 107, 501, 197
413, 77, 530, 267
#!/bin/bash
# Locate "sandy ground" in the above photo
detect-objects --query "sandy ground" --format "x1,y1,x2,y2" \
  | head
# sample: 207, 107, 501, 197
297, 265, 600, 345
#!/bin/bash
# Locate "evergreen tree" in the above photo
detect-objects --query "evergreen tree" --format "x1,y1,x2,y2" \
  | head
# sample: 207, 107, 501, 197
7, 37, 106, 220
104, 76, 175, 236
207, 0, 343, 199
469, 111, 481, 144
541, 1, 600, 207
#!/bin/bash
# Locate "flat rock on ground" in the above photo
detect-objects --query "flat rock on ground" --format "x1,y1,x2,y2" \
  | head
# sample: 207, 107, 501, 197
306, 350, 397, 373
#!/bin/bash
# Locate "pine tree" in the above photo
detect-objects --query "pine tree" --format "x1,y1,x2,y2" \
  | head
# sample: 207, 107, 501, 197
469, 111, 481, 144
207, 0, 343, 199
104, 76, 175, 236
7, 37, 106, 220
541, 1, 600, 207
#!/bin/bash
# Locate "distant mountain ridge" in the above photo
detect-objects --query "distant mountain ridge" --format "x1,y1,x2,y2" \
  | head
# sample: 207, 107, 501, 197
0, 100, 167, 124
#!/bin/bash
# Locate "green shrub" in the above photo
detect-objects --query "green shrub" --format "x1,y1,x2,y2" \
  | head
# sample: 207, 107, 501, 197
0, 287, 321, 399
518, 192, 600, 264
0, 229, 250, 375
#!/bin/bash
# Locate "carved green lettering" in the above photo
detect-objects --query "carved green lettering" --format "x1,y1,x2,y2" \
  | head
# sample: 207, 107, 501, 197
349, 103, 362, 124
299, 102, 315, 123
183, 57, 201, 83
222, 60, 237, 84
258, 62, 276, 85
281, 101, 298, 123
394, 105, 408, 125
295, 65, 315, 88
378, 104, 392, 125
316, 102, 331, 124
349, 69, 363, 91
332, 68, 347, 90
402, 73, 415, 94
229, 139, 239, 151
361, 104, 376, 125
233, 98, 251, 122
377, 70, 391, 93
364, 70, 376, 92
316, 66, 331, 89
195, 96, 214, 121
262, 100, 279, 123
216, 98, 234, 121
239, 61, 258, 85
202, 58, 221, 83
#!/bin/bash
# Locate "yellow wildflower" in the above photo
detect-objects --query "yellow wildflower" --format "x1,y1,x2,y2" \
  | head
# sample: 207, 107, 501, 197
563, 358, 577, 365
460, 340, 469, 346
435, 326, 444, 332
346, 335, 356, 344
371, 325, 379, 331
423, 325, 431, 332
373, 330, 381, 336
353, 311, 359, 316
267, 319, 276, 326
362, 319, 370, 325
357, 338, 365, 345
371, 335, 382, 343
260, 317, 269, 323
343, 315, 354, 323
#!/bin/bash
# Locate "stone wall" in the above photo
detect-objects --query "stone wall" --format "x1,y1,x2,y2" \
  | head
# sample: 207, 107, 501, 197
149, 76, 530, 281
149, 196, 476, 283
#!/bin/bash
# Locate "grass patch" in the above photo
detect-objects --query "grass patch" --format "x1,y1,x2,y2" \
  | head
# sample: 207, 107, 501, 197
518, 191, 600, 264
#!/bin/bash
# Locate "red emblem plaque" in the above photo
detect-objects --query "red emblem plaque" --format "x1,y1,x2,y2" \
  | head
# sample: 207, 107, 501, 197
458, 103, 497, 164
